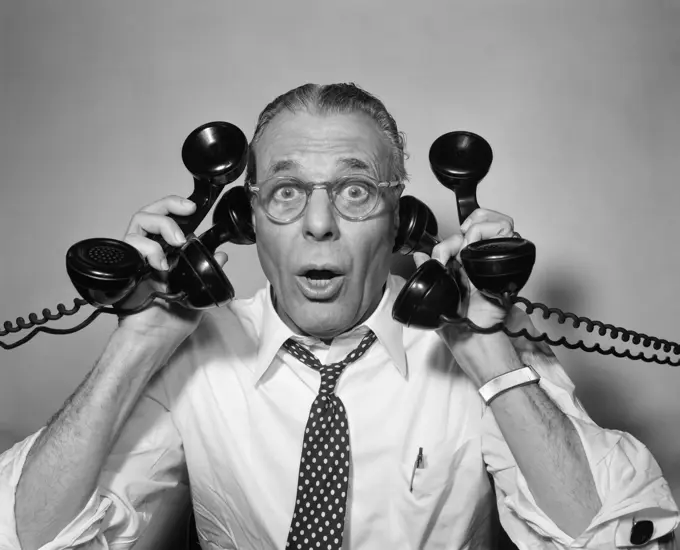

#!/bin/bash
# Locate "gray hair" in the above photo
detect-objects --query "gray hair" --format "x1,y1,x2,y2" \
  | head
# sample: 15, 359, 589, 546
244, 83, 408, 186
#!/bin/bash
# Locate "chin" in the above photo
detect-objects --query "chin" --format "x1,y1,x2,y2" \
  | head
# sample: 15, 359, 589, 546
290, 302, 357, 339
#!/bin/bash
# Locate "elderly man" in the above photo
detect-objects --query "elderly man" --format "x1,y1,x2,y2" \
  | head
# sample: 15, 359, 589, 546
2, 83, 678, 549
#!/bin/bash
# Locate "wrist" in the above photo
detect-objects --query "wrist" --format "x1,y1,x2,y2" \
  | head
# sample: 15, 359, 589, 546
88, 328, 180, 440
105, 327, 179, 380
478, 364, 540, 405
449, 331, 524, 387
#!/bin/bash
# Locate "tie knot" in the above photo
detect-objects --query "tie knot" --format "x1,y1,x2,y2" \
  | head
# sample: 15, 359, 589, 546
282, 331, 377, 395
319, 364, 347, 393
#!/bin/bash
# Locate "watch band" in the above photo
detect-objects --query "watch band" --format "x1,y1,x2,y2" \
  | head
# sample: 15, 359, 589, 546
478, 364, 540, 405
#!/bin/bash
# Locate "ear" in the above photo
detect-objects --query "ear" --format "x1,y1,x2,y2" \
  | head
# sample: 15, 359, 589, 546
393, 185, 405, 232
250, 195, 258, 232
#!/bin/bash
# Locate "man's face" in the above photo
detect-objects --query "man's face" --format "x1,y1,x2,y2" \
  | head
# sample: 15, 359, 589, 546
252, 110, 400, 340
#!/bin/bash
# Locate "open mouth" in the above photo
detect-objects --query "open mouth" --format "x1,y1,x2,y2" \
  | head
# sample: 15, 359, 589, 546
296, 268, 345, 300
303, 269, 341, 286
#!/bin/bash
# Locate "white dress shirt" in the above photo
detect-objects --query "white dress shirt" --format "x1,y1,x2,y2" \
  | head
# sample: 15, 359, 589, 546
0, 274, 678, 549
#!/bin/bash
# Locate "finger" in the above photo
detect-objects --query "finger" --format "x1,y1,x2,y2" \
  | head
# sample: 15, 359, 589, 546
460, 208, 513, 233
124, 233, 169, 271
140, 195, 197, 216
125, 212, 187, 247
125, 195, 196, 237
214, 251, 229, 268
413, 251, 430, 268
431, 233, 464, 265
461, 220, 514, 249
459, 209, 488, 233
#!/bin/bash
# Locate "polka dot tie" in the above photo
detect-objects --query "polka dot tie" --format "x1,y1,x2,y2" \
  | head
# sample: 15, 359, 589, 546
282, 331, 377, 550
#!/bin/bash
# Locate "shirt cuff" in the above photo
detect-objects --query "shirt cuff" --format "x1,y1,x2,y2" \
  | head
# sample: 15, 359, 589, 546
0, 430, 114, 550
498, 372, 679, 548
615, 510, 679, 548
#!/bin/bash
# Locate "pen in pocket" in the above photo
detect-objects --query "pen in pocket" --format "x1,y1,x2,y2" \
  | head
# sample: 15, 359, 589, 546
409, 447, 424, 493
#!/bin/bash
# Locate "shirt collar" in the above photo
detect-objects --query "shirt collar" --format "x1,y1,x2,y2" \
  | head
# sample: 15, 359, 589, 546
254, 274, 407, 382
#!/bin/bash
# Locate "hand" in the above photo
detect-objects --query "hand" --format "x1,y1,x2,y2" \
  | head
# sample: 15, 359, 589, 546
413, 207, 516, 330
116, 195, 228, 343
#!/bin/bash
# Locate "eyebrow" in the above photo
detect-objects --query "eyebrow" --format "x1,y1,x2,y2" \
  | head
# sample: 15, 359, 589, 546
336, 157, 372, 172
268, 159, 300, 176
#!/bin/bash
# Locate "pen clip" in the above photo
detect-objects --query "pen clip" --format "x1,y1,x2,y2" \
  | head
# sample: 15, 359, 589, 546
409, 447, 424, 493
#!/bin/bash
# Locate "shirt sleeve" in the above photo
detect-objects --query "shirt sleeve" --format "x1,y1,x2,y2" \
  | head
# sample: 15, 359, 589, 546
481, 308, 680, 549
0, 369, 188, 550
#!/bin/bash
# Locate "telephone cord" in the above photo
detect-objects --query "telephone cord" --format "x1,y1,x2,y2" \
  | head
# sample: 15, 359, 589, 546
0, 293, 182, 350
462, 295, 680, 367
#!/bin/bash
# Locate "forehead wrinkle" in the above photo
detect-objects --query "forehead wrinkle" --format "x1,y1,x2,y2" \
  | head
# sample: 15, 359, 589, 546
257, 111, 391, 180
265, 151, 382, 180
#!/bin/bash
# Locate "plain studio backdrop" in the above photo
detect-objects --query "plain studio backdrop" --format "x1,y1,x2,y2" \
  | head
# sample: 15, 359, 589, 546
1, 0, 679, 537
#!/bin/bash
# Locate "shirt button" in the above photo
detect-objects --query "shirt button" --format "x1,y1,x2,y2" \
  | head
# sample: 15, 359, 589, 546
630, 519, 654, 545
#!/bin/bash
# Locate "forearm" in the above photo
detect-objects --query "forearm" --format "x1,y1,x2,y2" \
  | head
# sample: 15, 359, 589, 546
14, 329, 177, 550
457, 333, 602, 538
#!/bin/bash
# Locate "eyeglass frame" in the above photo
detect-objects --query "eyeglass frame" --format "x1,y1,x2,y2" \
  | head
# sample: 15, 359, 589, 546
247, 175, 404, 224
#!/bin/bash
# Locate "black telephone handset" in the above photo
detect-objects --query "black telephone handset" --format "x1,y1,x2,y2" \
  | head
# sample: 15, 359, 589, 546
65, 121, 255, 312
393, 130, 536, 330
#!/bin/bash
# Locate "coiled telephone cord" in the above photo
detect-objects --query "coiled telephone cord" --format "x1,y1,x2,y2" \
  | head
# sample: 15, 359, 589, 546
0, 293, 182, 350
504, 296, 680, 367
468, 296, 680, 367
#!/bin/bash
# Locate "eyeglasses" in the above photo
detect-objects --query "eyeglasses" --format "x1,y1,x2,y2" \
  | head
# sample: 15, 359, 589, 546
248, 175, 403, 223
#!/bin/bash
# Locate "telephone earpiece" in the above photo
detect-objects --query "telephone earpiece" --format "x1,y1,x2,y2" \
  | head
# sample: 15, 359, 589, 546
392, 195, 440, 255
66, 121, 252, 311
393, 131, 536, 329
428, 130, 491, 223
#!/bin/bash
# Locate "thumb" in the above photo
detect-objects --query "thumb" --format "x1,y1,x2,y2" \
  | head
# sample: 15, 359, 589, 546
413, 251, 430, 268
214, 251, 229, 268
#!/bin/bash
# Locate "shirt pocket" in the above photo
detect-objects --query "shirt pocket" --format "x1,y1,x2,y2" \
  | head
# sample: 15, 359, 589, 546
394, 438, 491, 549
392, 438, 467, 548
401, 437, 463, 500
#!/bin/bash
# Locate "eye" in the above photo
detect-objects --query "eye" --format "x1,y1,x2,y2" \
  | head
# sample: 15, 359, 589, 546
338, 180, 372, 202
271, 182, 305, 202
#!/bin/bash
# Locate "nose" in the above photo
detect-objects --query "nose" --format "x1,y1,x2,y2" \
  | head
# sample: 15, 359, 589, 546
301, 188, 340, 241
